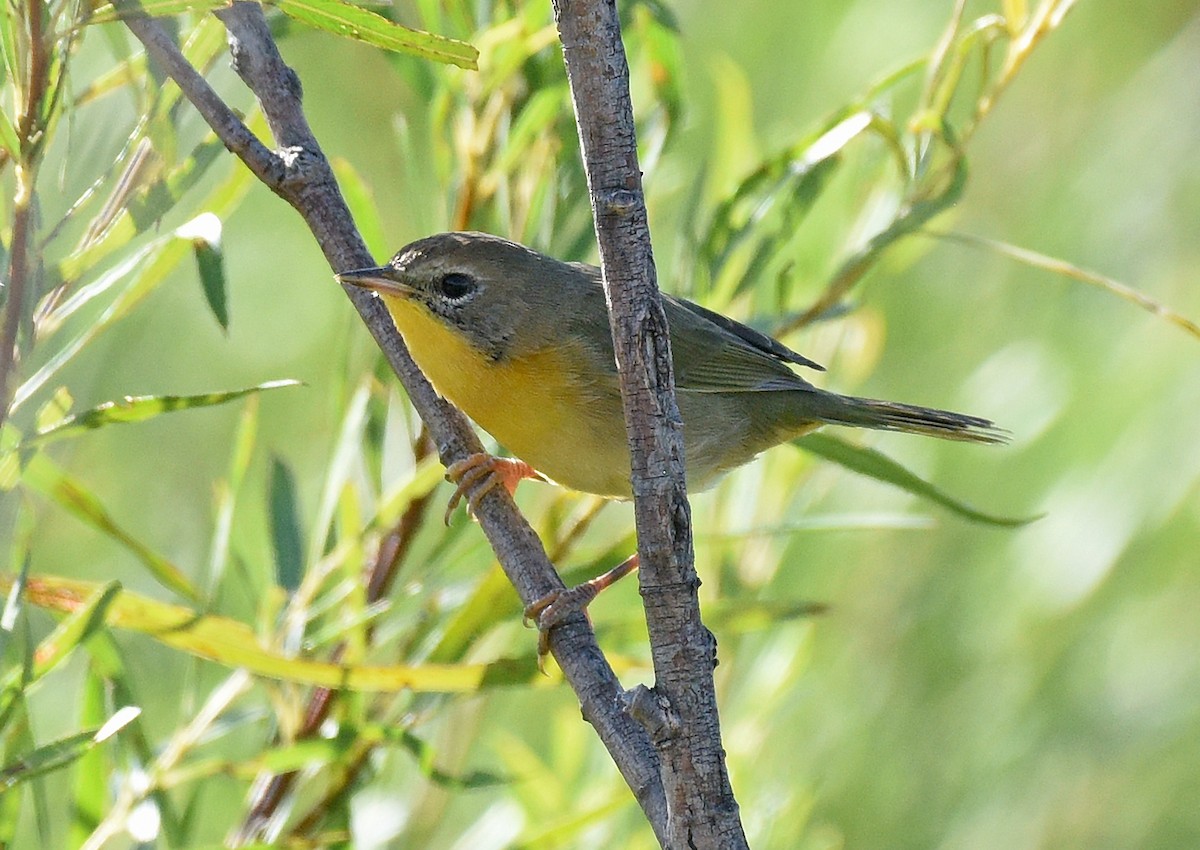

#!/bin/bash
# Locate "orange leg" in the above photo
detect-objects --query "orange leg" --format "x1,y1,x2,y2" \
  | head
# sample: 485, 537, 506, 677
524, 553, 641, 661
443, 453, 545, 524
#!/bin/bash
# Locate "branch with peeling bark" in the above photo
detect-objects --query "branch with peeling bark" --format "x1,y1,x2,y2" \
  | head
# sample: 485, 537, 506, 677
121, 1, 668, 843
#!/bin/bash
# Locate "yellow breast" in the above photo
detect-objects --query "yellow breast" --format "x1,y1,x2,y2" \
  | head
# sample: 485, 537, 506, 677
382, 296, 631, 496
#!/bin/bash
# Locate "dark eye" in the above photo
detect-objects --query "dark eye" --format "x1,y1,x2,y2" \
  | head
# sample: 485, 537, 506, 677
437, 272, 477, 302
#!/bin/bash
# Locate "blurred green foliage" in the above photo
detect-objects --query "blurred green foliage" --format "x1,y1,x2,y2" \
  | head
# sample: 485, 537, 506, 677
1, 0, 1198, 847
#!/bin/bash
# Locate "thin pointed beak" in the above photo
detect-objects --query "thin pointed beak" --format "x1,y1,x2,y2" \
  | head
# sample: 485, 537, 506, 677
336, 266, 414, 297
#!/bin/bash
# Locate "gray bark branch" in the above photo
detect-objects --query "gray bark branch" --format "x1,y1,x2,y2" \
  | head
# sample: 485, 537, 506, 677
121, 3, 667, 842
550, 0, 749, 847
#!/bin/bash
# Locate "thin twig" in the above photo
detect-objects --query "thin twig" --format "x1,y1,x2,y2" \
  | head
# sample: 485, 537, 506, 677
551, 0, 747, 846
121, 3, 666, 840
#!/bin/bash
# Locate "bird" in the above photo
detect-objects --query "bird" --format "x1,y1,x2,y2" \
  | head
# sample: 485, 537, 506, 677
338, 231, 1003, 630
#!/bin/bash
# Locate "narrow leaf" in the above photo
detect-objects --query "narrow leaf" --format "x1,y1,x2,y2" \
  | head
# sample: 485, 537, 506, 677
207, 395, 261, 593
0, 108, 19, 159
29, 581, 122, 680
15, 235, 192, 412
795, 432, 1039, 527
69, 671, 110, 847
4, 575, 520, 693
269, 458, 305, 593
178, 212, 229, 330
0, 707, 140, 790
273, 0, 478, 69
28, 380, 300, 446
393, 728, 510, 790
84, 0, 232, 26
1, 551, 31, 642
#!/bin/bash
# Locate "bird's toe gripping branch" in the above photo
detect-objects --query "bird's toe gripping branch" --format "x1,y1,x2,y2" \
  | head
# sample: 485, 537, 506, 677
524, 553, 641, 663
443, 453, 545, 524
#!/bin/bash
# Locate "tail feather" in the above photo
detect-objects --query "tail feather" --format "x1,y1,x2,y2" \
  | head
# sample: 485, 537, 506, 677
811, 393, 1007, 444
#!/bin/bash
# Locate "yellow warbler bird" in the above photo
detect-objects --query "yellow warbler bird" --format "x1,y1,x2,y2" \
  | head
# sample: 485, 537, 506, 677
338, 232, 1002, 621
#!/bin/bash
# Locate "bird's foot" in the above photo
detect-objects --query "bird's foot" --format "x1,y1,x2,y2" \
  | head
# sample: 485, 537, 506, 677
443, 453, 544, 524
524, 553, 640, 667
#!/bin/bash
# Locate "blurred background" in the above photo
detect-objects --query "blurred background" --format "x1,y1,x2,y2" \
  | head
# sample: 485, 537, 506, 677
5, 0, 1199, 847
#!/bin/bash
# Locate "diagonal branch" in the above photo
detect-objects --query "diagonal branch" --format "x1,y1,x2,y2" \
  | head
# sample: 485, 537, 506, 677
121, 3, 667, 842
550, 0, 749, 847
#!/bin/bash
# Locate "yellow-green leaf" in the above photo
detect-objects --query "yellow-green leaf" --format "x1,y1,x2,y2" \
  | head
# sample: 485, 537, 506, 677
84, 0, 232, 26
6, 575, 528, 693
273, 0, 478, 69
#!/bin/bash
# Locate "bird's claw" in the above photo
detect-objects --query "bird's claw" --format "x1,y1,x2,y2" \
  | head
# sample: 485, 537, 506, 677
443, 453, 543, 525
523, 584, 602, 672
522, 553, 640, 671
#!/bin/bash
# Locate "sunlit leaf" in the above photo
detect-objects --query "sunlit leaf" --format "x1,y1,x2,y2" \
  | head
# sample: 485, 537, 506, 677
28, 380, 300, 446
0, 108, 19, 159
775, 141, 968, 335
29, 582, 121, 679
795, 433, 1039, 527
0, 7, 22, 99
703, 111, 871, 301
84, 0, 232, 26
0, 550, 31, 658
5, 575, 529, 693
273, 0, 478, 69
34, 387, 74, 434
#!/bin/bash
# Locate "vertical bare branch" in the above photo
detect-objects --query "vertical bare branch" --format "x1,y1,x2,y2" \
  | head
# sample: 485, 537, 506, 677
550, 0, 748, 847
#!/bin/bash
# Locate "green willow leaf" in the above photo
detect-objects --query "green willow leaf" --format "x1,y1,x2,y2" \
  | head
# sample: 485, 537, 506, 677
0, 707, 140, 791
181, 213, 228, 331
269, 457, 304, 593
796, 432, 1039, 527
68, 671, 109, 848
28, 380, 300, 446
273, 0, 478, 69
